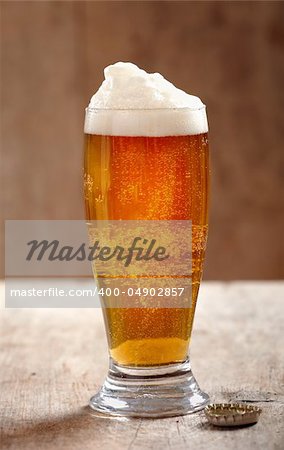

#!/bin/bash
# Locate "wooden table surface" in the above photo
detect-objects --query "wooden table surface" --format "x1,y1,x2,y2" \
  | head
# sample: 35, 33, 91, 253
1, 282, 283, 450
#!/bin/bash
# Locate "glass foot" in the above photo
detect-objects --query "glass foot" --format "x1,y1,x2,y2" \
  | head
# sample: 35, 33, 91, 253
89, 358, 209, 418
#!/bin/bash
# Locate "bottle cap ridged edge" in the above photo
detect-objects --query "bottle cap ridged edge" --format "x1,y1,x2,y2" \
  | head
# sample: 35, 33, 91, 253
205, 403, 262, 427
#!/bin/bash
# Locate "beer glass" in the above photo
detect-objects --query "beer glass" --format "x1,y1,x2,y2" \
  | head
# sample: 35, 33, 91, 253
84, 106, 210, 417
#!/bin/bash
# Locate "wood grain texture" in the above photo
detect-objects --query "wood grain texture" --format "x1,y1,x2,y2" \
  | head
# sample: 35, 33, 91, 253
1, 2, 284, 280
1, 282, 283, 450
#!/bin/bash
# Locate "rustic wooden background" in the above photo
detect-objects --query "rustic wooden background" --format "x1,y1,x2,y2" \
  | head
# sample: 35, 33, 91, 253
1, 1, 284, 279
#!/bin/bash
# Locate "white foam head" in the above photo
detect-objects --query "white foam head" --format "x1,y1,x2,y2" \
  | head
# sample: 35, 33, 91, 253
84, 62, 208, 136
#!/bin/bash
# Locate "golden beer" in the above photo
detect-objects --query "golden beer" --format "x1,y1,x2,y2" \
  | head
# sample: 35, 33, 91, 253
84, 132, 209, 367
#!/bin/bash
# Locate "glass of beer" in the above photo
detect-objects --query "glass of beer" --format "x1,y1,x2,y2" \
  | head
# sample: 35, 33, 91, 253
84, 66, 210, 417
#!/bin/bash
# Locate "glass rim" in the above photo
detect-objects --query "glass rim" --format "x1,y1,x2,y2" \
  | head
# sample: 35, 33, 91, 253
85, 105, 206, 113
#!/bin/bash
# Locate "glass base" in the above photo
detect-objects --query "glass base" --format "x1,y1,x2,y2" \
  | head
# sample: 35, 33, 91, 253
89, 358, 209, 418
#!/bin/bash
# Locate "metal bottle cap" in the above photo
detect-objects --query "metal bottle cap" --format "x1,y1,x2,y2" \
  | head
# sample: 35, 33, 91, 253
205, 403, 262, 427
